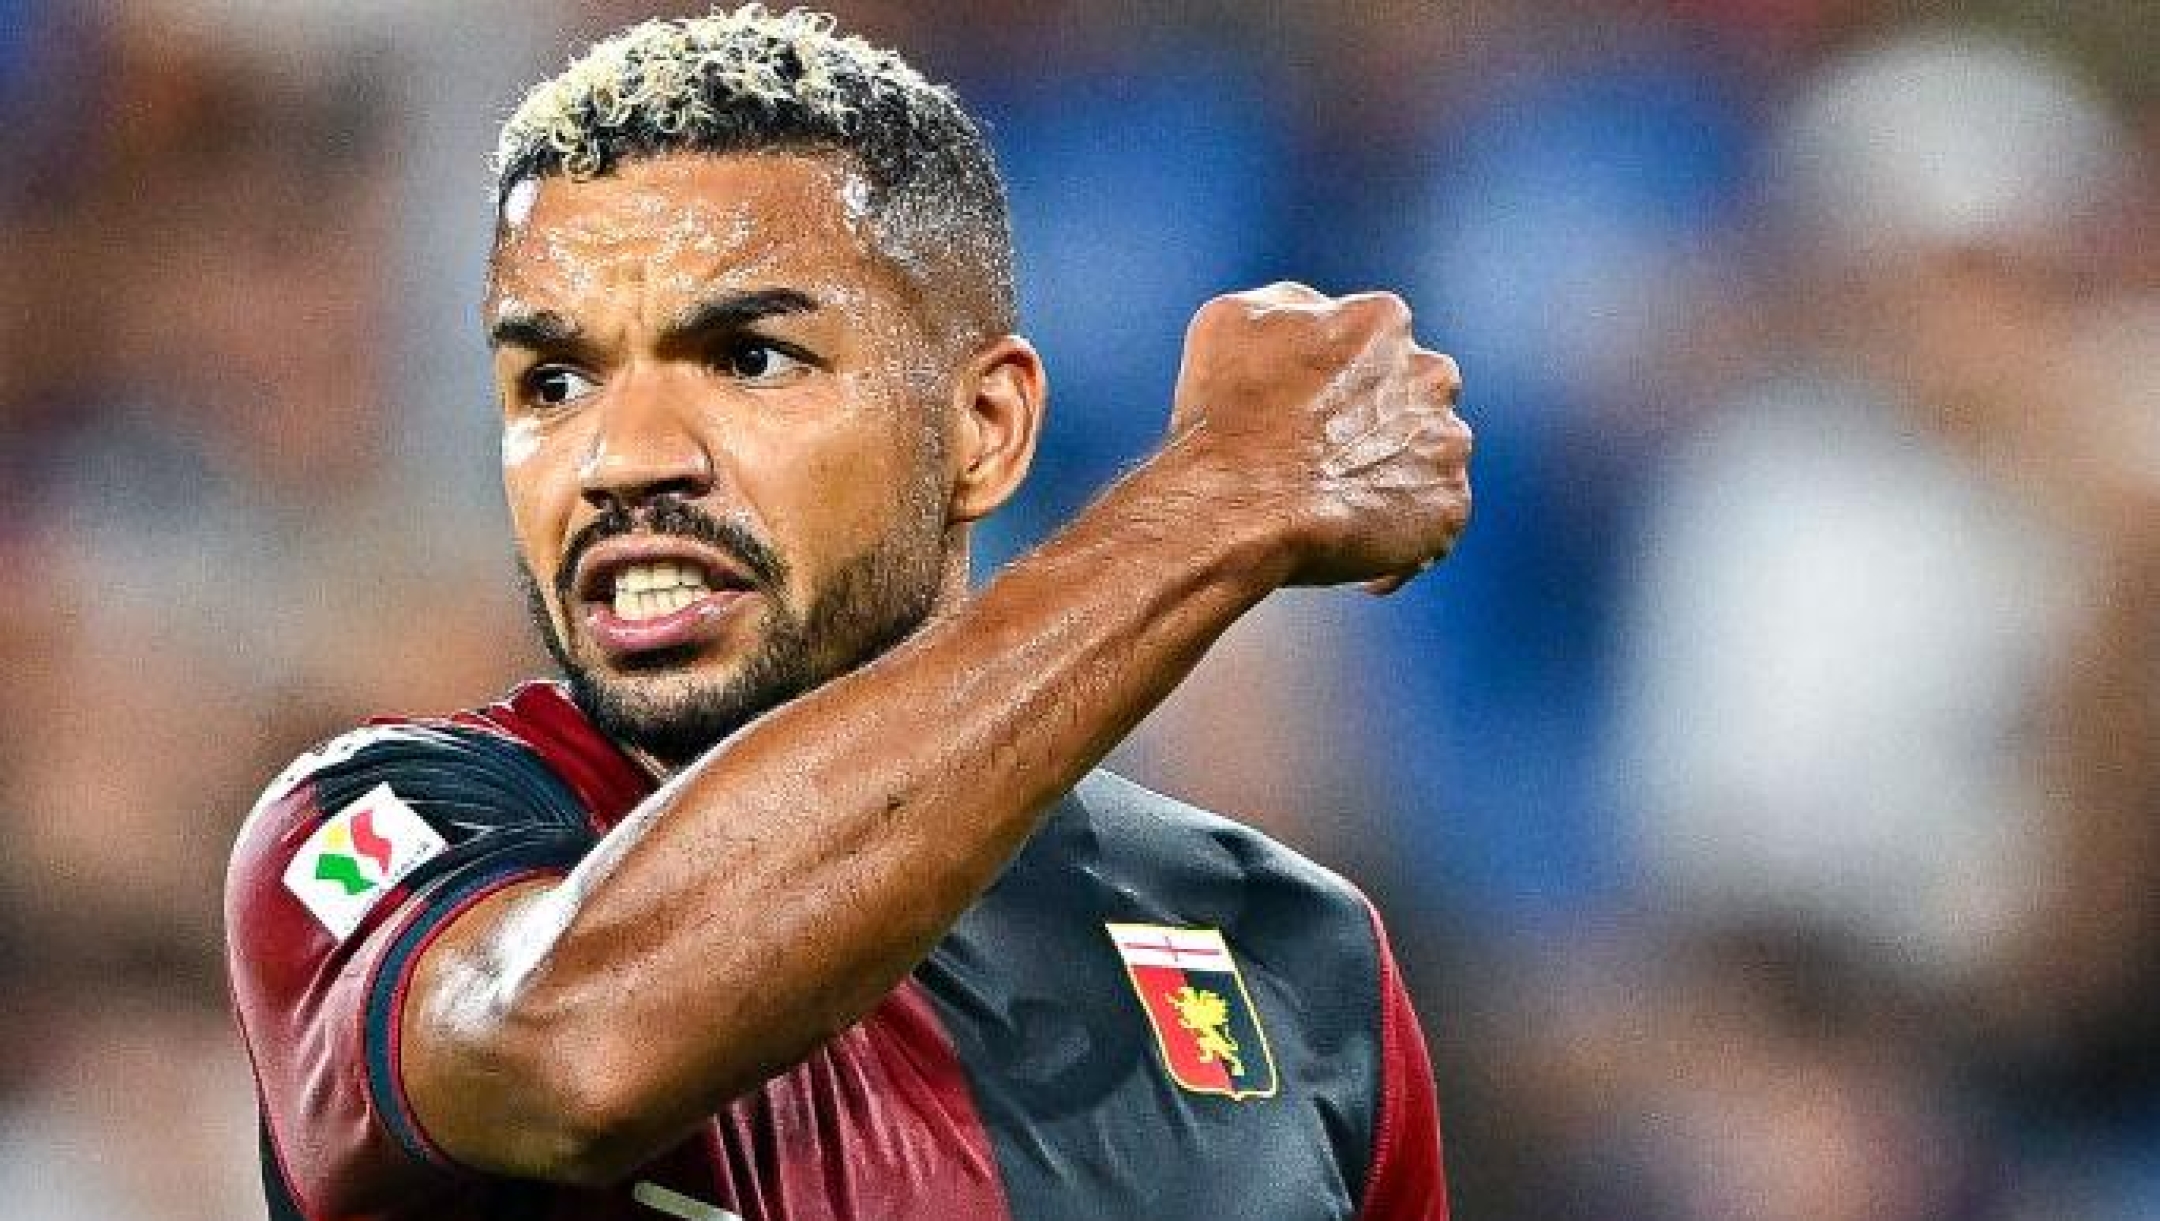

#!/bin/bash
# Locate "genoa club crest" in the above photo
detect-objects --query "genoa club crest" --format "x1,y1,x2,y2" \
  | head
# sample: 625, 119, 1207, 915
1106, 923, 1279, 1101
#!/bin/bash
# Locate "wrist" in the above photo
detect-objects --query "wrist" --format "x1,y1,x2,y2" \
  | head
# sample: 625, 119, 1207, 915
1106, 423, 1300, 599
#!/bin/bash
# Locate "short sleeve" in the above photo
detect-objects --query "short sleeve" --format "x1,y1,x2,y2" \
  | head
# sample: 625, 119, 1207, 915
1359, 905, 1449, 1221
225, 724, 601, 1219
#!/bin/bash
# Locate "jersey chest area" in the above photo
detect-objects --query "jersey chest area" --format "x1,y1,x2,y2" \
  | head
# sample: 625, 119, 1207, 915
913, 889, 1369, 1221
488, 771, 1378, 1221
576, 884, 1370, 1221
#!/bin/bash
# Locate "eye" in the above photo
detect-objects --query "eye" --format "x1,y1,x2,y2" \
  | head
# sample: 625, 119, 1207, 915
722, 338, 811, 384
525, 365, 600, 408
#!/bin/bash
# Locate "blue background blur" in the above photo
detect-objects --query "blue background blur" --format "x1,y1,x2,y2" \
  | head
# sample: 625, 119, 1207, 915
1, 2, 2154, 1217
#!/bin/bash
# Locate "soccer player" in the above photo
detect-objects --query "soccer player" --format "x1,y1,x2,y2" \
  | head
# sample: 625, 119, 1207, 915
225, 8, 1469, 1220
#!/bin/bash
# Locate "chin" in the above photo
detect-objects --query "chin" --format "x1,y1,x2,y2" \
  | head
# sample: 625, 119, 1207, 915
565, 643, 810, 768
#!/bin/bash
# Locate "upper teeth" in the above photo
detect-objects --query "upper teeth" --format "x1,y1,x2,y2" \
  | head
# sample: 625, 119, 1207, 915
611, 562, 713, 620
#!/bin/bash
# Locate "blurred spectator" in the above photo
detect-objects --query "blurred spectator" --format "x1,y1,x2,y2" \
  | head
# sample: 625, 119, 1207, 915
1615, 22, 2147, 989
1612, 24, 2158, 1219
1493, 918, 1996, 1221
0, 6, 544, 1217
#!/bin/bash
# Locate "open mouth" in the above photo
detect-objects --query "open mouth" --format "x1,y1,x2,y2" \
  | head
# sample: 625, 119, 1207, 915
571, 539, 762, 660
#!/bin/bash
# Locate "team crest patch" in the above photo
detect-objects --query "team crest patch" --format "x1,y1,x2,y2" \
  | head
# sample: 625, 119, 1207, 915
1106, 923, 1279, 1101
282, 783, 447, 939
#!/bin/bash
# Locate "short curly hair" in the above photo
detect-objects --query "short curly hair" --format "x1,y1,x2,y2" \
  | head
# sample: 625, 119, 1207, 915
493, 5, 1014, 336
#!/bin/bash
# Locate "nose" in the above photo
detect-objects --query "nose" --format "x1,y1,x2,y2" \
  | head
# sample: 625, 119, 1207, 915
578, 368, 716, 510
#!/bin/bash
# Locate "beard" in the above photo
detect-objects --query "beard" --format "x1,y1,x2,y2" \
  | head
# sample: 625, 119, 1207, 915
521, 491, 947, 769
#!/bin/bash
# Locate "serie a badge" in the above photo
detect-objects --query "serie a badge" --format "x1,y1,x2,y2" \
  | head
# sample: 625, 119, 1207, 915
282, 783, 446, 940
1106, 923, 1280, 1101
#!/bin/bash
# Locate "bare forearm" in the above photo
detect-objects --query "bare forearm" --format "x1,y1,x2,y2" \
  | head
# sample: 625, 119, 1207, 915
470, 445, 1282, 1162
409, 282, 1469, 1183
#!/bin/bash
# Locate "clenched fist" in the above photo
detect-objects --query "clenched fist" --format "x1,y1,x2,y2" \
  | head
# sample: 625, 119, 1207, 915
1162, 282, 1471, 592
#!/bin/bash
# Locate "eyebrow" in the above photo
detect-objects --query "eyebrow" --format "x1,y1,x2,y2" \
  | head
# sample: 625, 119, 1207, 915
488, 309, 583, 353
487, 288, 822, 354
660, 288, 819, 349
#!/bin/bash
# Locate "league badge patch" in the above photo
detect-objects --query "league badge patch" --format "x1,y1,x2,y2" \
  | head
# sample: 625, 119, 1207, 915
283, 783, 447, 939
1106, 923, 1279, 1101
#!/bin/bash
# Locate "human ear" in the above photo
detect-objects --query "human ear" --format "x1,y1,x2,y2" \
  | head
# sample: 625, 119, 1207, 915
946, 335, 1046, 524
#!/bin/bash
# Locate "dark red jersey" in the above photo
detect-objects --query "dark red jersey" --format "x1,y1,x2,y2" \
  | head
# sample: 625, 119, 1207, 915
226, 681, 1446, 1220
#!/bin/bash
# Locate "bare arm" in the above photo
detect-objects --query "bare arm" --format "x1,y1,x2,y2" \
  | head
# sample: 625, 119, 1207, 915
403, 285, 1471, 1184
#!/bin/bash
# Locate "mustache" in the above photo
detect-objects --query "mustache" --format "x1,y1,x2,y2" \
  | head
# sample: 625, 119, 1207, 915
557, 495, 787, 604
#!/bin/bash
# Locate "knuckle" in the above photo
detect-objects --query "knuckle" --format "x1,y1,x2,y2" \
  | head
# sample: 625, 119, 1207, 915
1431, 350, 1462, 388
1342, 290, 1412, 327
1413, 350, 1463, 400
1410, 352, 1450, 383
1194, 294, 1243, 325
1232, 281, 1320, 311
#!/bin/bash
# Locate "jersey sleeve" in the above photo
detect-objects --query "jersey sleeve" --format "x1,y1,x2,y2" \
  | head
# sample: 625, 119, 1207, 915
1359, 905, 1449, 1221
225, 723, 602, 1219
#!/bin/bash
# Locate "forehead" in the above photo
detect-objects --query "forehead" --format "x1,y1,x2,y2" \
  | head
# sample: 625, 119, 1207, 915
487, 152, 895, 317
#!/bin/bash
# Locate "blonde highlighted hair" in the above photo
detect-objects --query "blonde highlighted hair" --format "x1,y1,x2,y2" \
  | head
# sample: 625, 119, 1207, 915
494, 5, 1014, 332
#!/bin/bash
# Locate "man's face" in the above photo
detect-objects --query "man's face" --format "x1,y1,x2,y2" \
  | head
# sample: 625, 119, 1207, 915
488, 153, 957, 766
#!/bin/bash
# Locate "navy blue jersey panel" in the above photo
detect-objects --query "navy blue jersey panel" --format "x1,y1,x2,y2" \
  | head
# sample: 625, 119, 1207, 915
919, 771, 1382, 1220
304, 724, 600, 891
306, 725, 596, 838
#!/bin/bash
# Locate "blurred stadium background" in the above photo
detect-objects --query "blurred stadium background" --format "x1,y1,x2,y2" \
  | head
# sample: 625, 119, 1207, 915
1, 1, 2153, 1217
